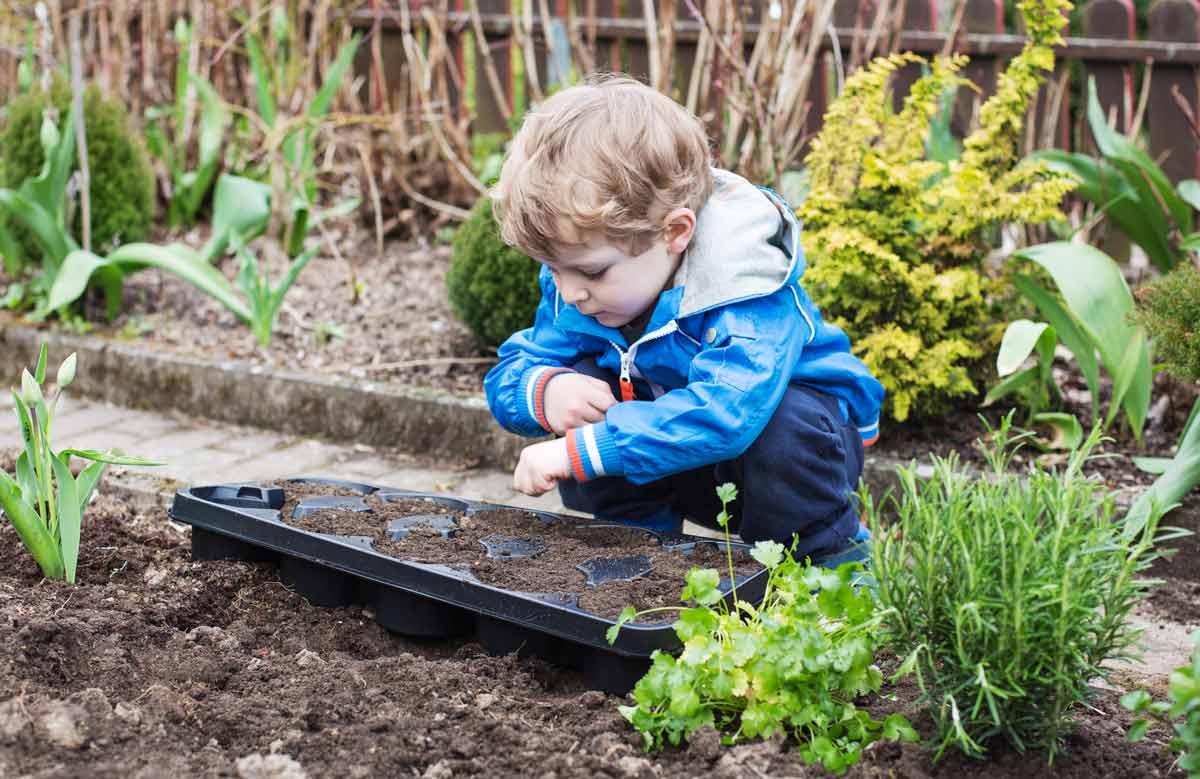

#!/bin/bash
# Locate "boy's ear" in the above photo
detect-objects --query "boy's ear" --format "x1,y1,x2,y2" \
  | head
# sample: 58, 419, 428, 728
663, 208, 696, 254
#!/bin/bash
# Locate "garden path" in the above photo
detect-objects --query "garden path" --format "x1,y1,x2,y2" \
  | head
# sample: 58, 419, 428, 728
0, 393, 1190, 678
0, 393, 566, 514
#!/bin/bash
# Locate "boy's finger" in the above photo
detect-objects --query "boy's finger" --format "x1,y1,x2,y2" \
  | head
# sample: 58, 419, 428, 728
587, 387, 618, 410
587, 376, 618, 399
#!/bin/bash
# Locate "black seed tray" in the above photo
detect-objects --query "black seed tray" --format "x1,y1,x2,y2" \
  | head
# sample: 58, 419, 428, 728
169, 477, 769, 695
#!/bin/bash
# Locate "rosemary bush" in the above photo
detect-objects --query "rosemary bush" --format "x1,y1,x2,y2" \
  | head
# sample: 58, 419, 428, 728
868, 420, 1166, 761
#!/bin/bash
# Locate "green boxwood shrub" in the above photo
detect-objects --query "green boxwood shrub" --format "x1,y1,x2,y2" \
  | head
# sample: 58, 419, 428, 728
447, 197, 541, 348
0, 80, 155, 257
1136, 264, 1200, 382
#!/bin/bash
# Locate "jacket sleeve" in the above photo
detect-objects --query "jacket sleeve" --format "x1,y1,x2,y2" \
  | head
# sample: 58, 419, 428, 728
562, 288, 811, 484
484, 268, 588, 437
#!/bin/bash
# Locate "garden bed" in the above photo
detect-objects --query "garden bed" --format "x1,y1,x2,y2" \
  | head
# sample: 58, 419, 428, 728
0, 487, 1184, 778
4, 229, 1195, 472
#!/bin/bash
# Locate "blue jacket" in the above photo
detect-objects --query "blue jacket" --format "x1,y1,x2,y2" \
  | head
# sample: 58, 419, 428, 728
484, 169, 884, 485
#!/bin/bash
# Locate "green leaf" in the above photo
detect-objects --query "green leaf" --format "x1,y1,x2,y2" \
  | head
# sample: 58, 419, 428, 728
673, 606, 719, 641
1038, 149, 1179, 274
58, 448, 163, 467
715, 482, 738, 505
178, 74, 232, 223
74, 460, 105, 513
751, 540, 785, 569
1012, 273, 1101, 420
997, 320, 1051, 376
607, 605, 638, 644
681, 568, 722, 606
1014, 242, 1150, 438
1120, 689, 1152, 712
1132, 456, 1172, 475
51, 455, 80, 583
1126, 718, 1151, 742
1177, 179, 1200, 211
0, 468, 63, 579
54, 244, 251, 324
0, 188, 75, 275
244, 29, 276, 128
1125, 398, 1200, 536
983, 365, 1039, 406
200, 174, 272, 264
882, 713, 919, 742
1085, 77, 1193, 250
1033, 412, 1083, 450
44, 249, 125, 319
34, 341, 47, 384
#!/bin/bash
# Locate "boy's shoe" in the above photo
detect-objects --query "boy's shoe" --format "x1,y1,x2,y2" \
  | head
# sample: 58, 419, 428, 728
593, 508, 682, 535
809, 524, 875, 592
809, 523, 871, 569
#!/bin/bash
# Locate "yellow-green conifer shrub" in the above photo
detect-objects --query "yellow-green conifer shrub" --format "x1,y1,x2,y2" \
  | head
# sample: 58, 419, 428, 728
798, 0, 1076, 422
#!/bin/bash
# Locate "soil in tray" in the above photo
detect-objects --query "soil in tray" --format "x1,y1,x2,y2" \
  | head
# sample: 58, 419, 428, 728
276, 488, 761, 621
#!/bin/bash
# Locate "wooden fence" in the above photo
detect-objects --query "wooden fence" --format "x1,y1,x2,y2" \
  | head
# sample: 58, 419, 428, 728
353, 0, 1200, 183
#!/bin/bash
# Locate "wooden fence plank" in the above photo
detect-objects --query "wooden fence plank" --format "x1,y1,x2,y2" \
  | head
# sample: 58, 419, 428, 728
1082, 0, 1137, 141
1149, 0, 1200, 183
955, 0, 1005, 136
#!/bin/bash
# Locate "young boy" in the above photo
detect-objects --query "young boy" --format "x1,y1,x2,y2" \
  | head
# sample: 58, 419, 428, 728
483, 76, 883, 567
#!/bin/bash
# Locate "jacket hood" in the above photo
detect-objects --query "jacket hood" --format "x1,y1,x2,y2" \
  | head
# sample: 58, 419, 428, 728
675, 169, 802, 318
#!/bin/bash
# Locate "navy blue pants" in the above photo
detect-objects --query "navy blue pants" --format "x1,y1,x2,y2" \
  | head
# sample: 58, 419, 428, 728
558, 360, 867, 563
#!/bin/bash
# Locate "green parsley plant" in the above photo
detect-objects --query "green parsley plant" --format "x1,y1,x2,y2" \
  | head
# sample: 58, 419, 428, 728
607, 483, 916, 775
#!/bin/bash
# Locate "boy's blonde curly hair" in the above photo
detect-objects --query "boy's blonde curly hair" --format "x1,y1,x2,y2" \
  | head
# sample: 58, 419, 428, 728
491, 75, 714, 260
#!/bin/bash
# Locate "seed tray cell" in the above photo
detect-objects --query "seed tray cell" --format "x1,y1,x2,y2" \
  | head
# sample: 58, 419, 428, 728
169, 477, 768, 694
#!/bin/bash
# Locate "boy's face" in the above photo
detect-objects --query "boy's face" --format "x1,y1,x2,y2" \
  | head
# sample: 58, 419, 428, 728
541, 210, 696, 329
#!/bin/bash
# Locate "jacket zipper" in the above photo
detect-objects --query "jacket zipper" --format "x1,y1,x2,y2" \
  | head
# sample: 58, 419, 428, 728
611, 321, 679, 402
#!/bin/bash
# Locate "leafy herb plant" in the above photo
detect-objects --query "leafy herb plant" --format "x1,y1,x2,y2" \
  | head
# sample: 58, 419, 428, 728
867, 417, 1168, 761
608, 484, 915, 775
0, 343, 161, 582
1121, 631, 1200, 777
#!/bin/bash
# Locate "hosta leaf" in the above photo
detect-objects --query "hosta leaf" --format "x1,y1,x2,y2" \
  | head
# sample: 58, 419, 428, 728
997, 320, 1052, 376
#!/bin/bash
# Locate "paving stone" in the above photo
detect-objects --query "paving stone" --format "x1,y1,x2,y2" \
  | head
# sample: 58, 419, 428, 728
131, 427, 233, 465
54, 428, 145, 458
187, 439, 341, 484
52, 401, 140, 442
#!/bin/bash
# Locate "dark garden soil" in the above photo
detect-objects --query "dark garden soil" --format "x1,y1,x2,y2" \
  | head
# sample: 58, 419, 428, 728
271, 482, 760, 621
0, 225, 494, 397
0, 489, 1182, 778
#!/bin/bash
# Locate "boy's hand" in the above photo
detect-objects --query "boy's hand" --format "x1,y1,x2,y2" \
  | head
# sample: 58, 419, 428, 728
513, 439, 571, 496
543, 373, 618, 434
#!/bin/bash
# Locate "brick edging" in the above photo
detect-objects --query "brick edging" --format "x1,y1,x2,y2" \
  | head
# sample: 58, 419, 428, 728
0, 324, 531, 468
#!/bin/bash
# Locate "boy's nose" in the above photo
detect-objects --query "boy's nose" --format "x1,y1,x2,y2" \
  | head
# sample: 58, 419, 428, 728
561, 281, 589, 304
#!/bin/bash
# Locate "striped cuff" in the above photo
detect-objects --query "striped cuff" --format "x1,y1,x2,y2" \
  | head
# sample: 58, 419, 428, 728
520, 366, 574, 432
858, 417, 880, 448
565, 422, 622, 482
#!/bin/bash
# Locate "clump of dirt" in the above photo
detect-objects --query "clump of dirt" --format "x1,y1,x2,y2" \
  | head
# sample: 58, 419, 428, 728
274, 483, 761, 620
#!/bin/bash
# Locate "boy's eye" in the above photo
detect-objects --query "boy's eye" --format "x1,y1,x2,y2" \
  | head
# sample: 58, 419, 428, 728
581, 267, 606, 279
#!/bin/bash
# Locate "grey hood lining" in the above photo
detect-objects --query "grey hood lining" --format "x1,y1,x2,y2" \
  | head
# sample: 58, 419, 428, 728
675, 169, 796, 319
